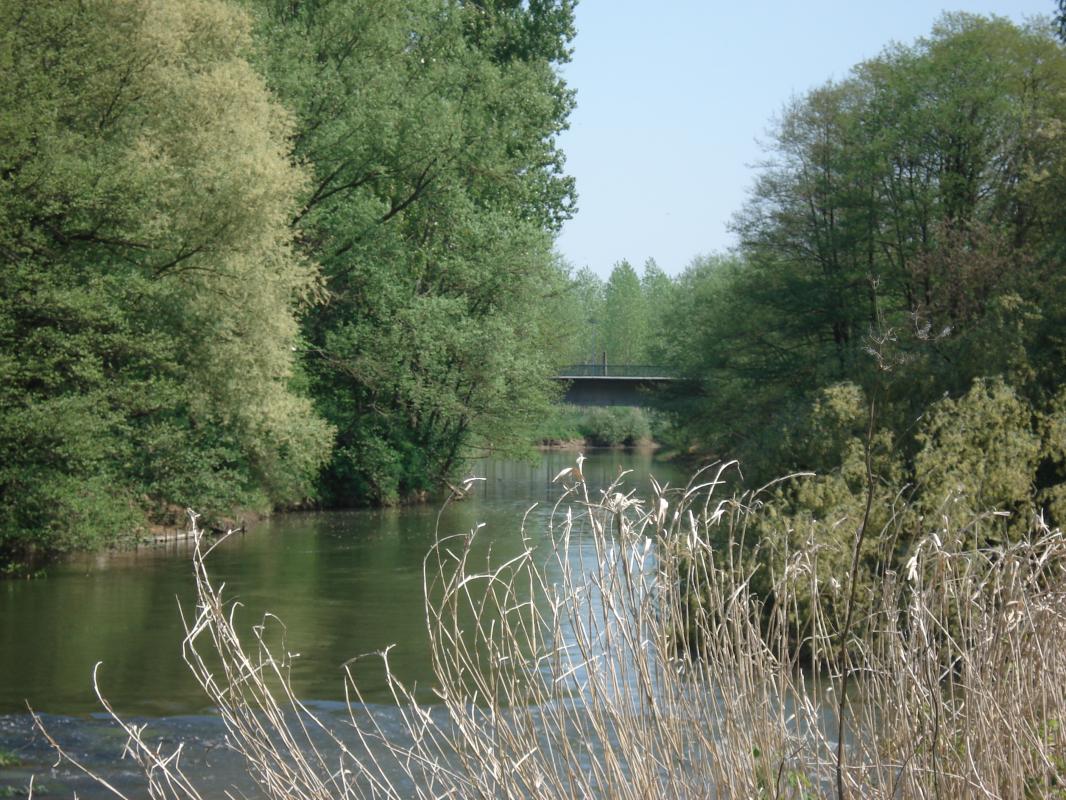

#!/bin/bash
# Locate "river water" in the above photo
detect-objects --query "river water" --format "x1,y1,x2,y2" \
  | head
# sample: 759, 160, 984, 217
0, 450, 689, 796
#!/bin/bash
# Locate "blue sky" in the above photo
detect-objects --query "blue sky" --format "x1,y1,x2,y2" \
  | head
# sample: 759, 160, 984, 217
555, 1, 1055, 277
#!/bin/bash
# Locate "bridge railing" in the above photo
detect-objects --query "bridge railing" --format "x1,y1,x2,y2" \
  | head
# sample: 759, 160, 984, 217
555, 364, 674, 379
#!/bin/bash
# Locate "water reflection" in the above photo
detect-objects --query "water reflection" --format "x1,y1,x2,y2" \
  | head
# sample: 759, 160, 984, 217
0, 449, 686, 717
0, 450, 692, 797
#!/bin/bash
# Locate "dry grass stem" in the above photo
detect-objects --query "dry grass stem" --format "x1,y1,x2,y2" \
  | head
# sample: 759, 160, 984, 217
35, 466, 1066, 798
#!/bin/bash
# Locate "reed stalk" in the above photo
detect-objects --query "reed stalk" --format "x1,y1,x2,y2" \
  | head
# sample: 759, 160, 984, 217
36, 463, 1066, 798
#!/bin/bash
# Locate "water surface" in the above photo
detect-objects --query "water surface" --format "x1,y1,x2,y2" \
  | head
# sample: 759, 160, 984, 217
0, 450, 688, 795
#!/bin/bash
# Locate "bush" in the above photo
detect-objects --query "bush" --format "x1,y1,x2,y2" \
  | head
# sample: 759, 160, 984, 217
578, 406, 652, 446
530, 404, 586, 444
915, 377, 1041, 531
532, 405, 656, 447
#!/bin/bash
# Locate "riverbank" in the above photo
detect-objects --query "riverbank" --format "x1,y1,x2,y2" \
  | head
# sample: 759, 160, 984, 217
14, 459, 1064, 799
536, 437, 660, 451
0, 451, 688, 715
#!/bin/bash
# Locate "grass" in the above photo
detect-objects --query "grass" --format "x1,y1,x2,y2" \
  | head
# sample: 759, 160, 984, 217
33, 462, 1066, 798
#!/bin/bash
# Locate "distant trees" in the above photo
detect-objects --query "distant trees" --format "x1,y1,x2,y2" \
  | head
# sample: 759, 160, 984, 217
561, 259, 677, 367
602, 261, 646, 364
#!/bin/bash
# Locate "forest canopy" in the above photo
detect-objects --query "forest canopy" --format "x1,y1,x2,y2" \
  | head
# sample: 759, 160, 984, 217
0, 0, 576, 570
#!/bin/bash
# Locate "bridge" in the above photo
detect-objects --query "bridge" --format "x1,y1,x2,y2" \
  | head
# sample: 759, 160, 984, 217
552, 364, 676, 407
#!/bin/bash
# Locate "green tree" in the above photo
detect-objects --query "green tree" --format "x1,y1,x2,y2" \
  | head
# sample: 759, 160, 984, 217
541, 262, 605, 366
568, 267, 607, 364
0, 0, 332, 568
664, 14, 1066, 517
640, 257, 676, 363
248, 0, 577, 504
602, 260, 648, 365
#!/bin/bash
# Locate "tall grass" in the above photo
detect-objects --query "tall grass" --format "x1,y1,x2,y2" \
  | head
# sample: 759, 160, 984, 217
36, 462, 1066, 798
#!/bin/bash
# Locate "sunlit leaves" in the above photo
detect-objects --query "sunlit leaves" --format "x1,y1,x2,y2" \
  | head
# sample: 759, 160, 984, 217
0, 0, 332, 566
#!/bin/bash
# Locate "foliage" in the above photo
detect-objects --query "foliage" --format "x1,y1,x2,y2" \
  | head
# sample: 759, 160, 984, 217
600, 260, 647, 364
0, 0, 577, 564
658, 14, 1066, 529
530, 405, 586, 444
0, 0, 333, 568
914, 378, 1041, 528
558, 258, 677, 367
245, 0, 577, 505
560, 266, 608, 364
639, 258, 677, 361
533, 404, 654, 447
577, 406, 652, 447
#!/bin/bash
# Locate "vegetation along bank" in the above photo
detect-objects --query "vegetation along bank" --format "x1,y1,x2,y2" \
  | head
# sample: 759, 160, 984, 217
4, 5, 1066, 583
0, 0, 578, 572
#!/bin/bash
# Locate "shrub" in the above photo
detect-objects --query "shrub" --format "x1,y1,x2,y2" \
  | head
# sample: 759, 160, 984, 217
915, 377, 1041, 532
578, 406, 652, 446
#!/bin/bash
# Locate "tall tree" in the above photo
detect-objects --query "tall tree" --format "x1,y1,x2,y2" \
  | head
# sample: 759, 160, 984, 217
640, 257, 676, 362
571, 267, 608, 364
602, 260, 648, 365
663, 14, 1066, 494
249, 0, 577, 503
0, 0, 332, 567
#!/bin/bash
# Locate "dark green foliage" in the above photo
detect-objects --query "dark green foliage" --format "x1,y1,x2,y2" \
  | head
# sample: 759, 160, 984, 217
659, 15, 1066, 528
0, 0, 575, 567
0, 0, 333, 569
646, 15, 1066, 647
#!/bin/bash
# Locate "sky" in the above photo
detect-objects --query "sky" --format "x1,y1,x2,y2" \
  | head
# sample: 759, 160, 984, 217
555, 1, 1055, 277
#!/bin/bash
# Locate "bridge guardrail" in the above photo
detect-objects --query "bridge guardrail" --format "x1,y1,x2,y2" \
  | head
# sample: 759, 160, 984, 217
555, 364, 675, 379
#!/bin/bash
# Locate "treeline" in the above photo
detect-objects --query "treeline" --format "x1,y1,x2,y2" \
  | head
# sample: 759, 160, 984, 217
566, 14, 1066, 538
551, 258, 674, 366
0, 0, 576, 570
667, 13, 1066, 534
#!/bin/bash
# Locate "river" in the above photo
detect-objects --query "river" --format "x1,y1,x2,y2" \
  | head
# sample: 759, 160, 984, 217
0, 449, 689, 796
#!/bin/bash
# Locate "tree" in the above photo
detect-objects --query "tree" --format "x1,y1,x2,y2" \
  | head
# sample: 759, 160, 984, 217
601, 261, 648, 365
664, 14, 1066, 506
249, 0, 577, 504
0, 0, 332, 567
640, 257, 677, 362
568, 267, 608, 364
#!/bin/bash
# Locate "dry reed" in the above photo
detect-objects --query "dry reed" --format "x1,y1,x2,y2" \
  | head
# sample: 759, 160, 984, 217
35, 460, 1066, 798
